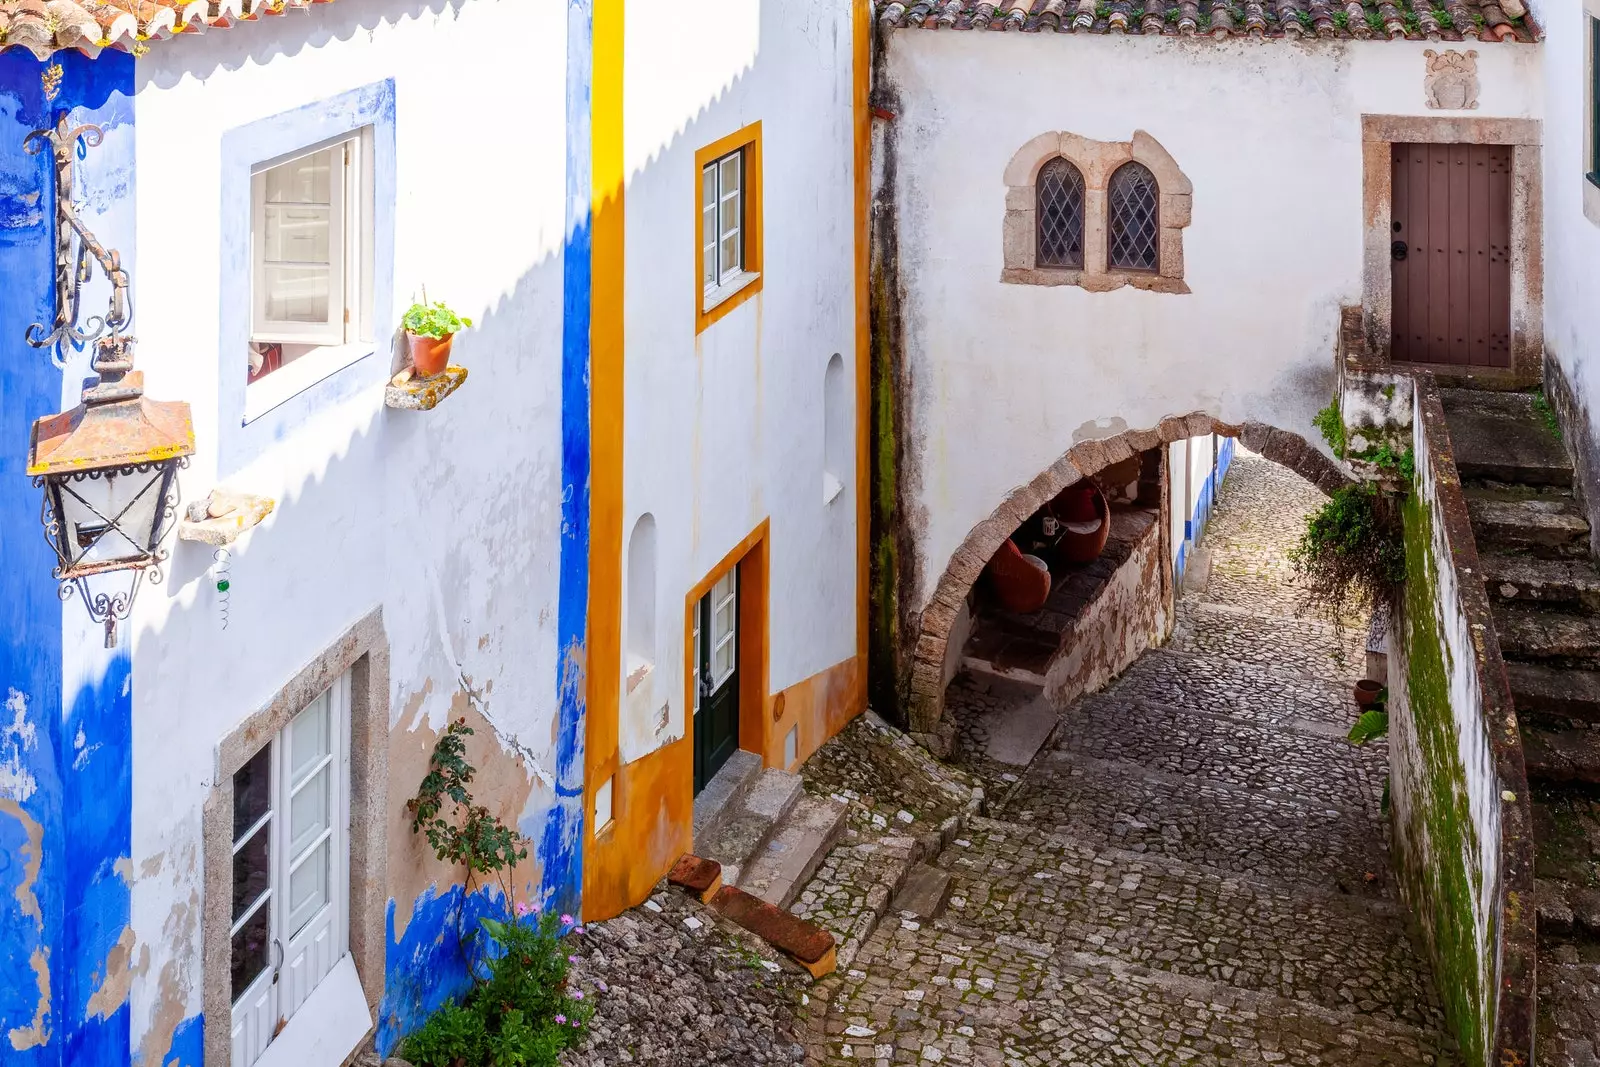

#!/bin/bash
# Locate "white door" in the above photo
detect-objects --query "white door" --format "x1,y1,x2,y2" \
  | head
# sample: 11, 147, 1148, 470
230, 673, 351, 1067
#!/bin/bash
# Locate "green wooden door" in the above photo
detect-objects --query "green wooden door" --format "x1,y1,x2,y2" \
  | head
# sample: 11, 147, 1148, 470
693, 569, 740, 793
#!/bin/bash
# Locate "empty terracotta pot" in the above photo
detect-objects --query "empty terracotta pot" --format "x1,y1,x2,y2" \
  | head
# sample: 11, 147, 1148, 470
408, 331, 454, 378
1354, 679, 1384, 708
1053, 482, 1110, 564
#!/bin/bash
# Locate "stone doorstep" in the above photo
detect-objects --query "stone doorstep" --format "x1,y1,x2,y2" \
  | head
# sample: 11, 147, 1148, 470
692, 748, 763, 837
709, 885, 837, 978
694, 767, 805, 886
1481, 553, 1600, 612
1521, 724, 1600, 787
1442, 388, 1573, 488
1467, 496, 1592, 556
736, 794, 849, 910
1506, 662, 1600, 722
667, 853, 724, 904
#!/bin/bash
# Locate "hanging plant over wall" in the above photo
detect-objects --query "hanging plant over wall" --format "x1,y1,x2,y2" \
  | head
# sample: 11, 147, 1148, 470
1289, 482, 1406, 631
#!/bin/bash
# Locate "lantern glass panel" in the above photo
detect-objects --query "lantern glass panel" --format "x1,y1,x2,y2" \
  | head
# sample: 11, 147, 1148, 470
52, 465, 169, 570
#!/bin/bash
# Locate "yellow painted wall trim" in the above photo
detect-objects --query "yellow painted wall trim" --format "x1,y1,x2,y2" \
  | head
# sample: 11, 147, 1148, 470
694, 122, 765, 335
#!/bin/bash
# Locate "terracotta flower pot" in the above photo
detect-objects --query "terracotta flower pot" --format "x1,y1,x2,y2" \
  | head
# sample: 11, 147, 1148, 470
407, 331, 454, 378
1354, 679, 1384, 708
1053, 482, 1111, 564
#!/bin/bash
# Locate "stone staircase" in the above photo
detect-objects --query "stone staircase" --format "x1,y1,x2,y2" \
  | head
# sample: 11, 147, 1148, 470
692, 751, 849, 910
1439, 388, 1600, 1067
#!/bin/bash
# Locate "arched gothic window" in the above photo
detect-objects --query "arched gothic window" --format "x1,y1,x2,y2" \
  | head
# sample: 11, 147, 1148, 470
1108, 162, 1160, 272
1036, 158, 1085, 268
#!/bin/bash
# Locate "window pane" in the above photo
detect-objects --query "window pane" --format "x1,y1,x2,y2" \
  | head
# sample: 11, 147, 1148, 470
232, 822, 271, 923
702, 163, 717, 209
264, 148, 334, 205
720, 232, 741, 280
263, 205, 332, 263
1036, 158, 1085, 269
703, 204, 718, 288
713, 635, 735, 682
263, 266, 331, 323
719, 153, 740, 203
289, 766, 330, 858
290, 692, 331, 786
231, 900, 271, 1004
233, 746, 272, 842
719, 190, 741, 242
1108, 162, 1160, 272
288, 839, 330, 937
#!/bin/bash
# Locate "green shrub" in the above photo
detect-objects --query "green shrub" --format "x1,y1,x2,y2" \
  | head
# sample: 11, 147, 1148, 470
1290, 483, 1406, 629
1313, 401, 1346, 459
403, 300, 474, 339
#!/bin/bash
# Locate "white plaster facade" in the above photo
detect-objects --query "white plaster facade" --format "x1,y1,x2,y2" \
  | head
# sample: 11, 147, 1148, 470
126, 1, 571, 1058
879, 29, 1542, 619
619, 0, 860, 763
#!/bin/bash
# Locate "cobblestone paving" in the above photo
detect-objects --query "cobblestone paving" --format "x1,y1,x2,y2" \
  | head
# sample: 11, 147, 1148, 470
805, 452, 1455, 1066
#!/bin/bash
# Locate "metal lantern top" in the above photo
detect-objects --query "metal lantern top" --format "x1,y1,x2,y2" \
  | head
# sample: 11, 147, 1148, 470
28, 336, 195, 480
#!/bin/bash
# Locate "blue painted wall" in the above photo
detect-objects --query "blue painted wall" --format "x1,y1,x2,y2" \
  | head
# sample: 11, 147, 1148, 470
0, 48, 137, 1067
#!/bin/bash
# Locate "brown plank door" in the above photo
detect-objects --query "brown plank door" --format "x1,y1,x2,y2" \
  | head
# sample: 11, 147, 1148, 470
1390, 143, 1511, 368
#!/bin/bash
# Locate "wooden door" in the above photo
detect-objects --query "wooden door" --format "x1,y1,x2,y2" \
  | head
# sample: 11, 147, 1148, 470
1391, 143, 1511, 367
693, 569, 740, 793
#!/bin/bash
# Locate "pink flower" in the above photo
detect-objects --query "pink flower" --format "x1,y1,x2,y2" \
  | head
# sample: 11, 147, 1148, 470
555, 1014, 567, 1025
515, 900, 532, 918
574, 926, 586, 935
560, 913, 574, 926
573, 990, 585, 999
596, 979, 609, 993
568, 955, 579, 964
571, 1020, 580, 1028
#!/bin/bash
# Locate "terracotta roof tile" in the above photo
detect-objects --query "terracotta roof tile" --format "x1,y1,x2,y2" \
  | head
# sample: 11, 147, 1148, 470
877, 0, 1539, 41
0, 0, 336, 58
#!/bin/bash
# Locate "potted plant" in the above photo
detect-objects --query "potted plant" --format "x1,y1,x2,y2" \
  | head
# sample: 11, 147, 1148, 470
402, 299, 473, 379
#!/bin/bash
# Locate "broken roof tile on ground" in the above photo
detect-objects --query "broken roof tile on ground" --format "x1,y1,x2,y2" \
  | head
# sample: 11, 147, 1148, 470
878, 0, 1540, 43
0, 0, 337, 59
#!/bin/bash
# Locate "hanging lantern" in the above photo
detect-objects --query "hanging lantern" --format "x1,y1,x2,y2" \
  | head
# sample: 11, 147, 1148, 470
21, 113, 194, 647
28, 337, 193, 647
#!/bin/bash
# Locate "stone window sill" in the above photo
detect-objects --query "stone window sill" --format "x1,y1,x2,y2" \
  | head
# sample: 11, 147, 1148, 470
1584, 174, 1600, 228
1000, 266, 1189, 295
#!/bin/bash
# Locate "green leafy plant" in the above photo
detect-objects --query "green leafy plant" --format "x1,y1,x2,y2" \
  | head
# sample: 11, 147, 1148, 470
1432, 7, 1454, 28
1349, 708, 1390, 746
1290, 483, 1406, 631
1313, 400, 1346, 459
402, 722, 590, 1066
403, 300, 474, 339
1532, 390, 1562, 441
1295, 8, 1314, 28
1369, 442, 1416, 482
1367, 10, 1386, 31
402, 911, 592, 1067
1332, 9, 1350, 29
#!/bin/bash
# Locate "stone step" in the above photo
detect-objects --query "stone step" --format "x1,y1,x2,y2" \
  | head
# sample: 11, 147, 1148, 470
1539, 962, 1600, 1067
1480, 553, 1600, 612
1531, 791, 1600, 891
1466, 496, 1591, 558
834, 910, 1457, 1067
708, 883, 837, 977
1441, 387, 1573, 486
1536, 877, 1600, 947
996, 749, 1393, 895
1492, 604, 1600, 668
1506, 662, 1600, 722
691, 748, 762, 837
1521, 723, 1600, 787
694, 766, 804, 887
892, 863, 952, 921
1058, 695, 1384, 816
736, 793, 849, 909
934, 816, 1439, 1027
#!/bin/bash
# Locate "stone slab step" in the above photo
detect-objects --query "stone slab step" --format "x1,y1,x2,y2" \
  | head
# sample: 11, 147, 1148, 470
1467, 496, 1591, 558
1506, 662, 1600, 721
1492, 604, 1600, 667
1531, 791, 1600, 890
892, 863, 952, 921
1480, 553, 1600, 612
708, 884, 836, 977
934, 816, 1437, 1027
691, 748, 762, 837
694, 766, 804, 886
736, 793, 848, 909
1521, 723, 1600, 786
1442, 387, 1573, 486
1536, 878, 1600, 943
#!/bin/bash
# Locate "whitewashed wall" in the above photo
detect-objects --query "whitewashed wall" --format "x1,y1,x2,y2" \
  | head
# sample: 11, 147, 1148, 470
618, 0, 858, 761
126, 0, 569, 1055
884, 30, 1541, 615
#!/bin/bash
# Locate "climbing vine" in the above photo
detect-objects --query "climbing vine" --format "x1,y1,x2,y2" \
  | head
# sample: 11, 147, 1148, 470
1289, 482, 1406, 631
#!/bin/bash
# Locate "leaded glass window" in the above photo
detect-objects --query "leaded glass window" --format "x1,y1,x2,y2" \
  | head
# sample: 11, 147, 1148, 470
1036, 158, 1085, 269
1108, 162, 1159, 272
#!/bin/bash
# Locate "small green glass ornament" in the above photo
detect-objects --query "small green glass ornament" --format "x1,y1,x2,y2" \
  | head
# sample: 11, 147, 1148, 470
216, 579, 230, 593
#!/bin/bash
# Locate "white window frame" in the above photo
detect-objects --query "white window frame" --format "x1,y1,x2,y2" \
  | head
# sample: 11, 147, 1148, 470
230, 673, 353, 1067
701, 148, 759, 312
246, 128, 375, 420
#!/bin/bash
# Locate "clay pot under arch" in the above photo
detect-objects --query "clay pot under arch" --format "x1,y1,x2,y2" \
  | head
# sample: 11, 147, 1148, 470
1051, 481, 1110, 564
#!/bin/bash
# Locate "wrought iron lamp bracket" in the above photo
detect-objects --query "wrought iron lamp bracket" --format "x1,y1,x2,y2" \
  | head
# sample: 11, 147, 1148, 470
23, 112, 131, 365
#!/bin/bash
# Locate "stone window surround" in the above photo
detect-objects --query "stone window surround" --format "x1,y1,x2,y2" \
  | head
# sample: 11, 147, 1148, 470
201, 608, 390, 1067
1001, 129, 1193, 295
1359, 114, 1542, 382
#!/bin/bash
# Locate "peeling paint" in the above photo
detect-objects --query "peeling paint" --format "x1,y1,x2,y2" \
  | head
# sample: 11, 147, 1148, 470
9, 947, 50, 1051
0, 686, 38, 802
0, 798, 43, 922
86, 925, 138, 1020
137, 889, 198, 1067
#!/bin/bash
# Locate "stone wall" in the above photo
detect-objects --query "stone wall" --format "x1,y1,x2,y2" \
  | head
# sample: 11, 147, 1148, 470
1388, 374, 1536, 1067
1042, 510, 1166, 710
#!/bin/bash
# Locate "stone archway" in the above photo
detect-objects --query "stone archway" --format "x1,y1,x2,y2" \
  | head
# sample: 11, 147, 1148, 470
905, 413, 1352, 755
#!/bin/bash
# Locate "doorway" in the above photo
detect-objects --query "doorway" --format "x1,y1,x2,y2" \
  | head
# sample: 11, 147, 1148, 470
693, 568, 740, 792
1390, 142, 1511, 367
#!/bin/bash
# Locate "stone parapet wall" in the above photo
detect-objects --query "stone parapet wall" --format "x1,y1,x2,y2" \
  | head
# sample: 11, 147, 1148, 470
1389, 372, 1536, 1067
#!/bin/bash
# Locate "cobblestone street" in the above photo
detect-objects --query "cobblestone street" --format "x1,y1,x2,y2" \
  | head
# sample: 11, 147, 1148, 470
803, 454, 1456, 1066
